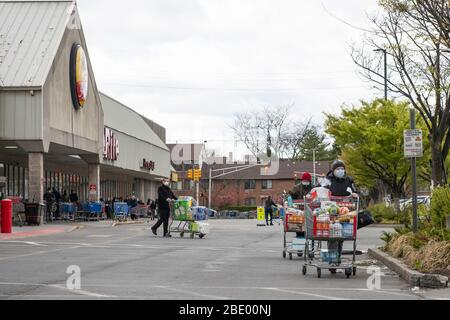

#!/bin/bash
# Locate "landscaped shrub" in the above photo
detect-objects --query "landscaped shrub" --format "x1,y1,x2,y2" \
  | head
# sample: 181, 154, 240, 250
404, 204, 431, 227
430, 186, 450, 230
368, 203, 398, 223
383, 232, 450, 274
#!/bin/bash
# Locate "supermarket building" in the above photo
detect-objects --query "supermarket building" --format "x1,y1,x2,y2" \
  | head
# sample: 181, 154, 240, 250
0, 0, 171, 202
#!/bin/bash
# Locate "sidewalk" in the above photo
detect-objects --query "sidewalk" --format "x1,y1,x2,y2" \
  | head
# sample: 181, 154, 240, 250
0, 223, 79, 240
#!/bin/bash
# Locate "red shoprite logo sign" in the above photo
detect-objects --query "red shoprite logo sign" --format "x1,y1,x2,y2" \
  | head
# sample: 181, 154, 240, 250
103, 127, 119, 161
141, 159, 155, 171
70, 44, 89, 110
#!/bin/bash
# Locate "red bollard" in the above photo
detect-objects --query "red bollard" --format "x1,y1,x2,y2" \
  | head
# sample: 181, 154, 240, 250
1, 199, 12, 234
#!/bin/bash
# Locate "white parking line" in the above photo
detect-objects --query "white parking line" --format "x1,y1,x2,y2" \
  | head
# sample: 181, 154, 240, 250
87, 235, 113, 238
49, 284, 114, 298
264, 287, 347, 300
154, 285, 228, 300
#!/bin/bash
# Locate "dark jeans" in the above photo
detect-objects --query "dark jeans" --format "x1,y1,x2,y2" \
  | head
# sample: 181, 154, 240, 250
265, 209, 273, 225
152, 210, 170, 235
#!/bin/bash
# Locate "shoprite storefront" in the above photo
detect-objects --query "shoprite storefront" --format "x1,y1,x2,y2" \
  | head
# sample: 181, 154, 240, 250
0, 0, 171, 202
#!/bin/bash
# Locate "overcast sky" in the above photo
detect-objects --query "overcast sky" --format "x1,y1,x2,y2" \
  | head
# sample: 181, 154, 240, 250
77, 0, 381, 159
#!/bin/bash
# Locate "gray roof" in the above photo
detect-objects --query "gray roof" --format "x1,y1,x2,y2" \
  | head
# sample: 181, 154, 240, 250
99, 92, 169, 151
0, 0, 75, 88
194, 160, 332, 180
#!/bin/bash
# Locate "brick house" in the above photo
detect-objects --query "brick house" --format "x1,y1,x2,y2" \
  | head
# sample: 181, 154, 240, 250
171, 159, 332, 210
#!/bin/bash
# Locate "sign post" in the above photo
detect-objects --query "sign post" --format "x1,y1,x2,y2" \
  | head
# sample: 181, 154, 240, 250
404, 109, 422, 233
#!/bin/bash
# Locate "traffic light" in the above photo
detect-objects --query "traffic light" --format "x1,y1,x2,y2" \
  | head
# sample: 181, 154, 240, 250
194, 169, 202, 181
187, 169, 194, 180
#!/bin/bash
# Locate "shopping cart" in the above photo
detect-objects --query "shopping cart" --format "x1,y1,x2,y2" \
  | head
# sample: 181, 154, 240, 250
24, 203, 45, 226
113, 202, 129, 222
10, 198, 25, 227
283, 208, 315, 260
168, 201, 209, 239
130, 205, 149, 219
60, 202, 77, 221
86, 202, 102, 221
302, 196, 359, 278
272, 207, 282, 226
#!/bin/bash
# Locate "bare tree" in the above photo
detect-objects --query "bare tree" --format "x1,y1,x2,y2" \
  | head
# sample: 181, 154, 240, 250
278, 119, 313, 159
352, 0, 450, 186
229, 105, 293, 159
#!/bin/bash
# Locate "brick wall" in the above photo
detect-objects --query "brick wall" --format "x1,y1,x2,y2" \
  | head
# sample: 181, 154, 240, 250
172, 178, 295, 210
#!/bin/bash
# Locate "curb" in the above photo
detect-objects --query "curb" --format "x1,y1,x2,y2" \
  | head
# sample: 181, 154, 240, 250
111, 221, 145, 227
368, 248, 449, 289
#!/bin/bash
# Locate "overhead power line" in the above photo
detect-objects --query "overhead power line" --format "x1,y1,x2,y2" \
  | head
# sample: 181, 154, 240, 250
102, 82, 372, 92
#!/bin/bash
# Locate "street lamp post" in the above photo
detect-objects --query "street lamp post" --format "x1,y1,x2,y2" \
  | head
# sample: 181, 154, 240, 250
374, 48, 388, 100
313, 149, 316, 186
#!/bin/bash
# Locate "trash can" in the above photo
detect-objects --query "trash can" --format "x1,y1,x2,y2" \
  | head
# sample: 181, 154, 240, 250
24, 203, 42, 226
1, 199, 13, 233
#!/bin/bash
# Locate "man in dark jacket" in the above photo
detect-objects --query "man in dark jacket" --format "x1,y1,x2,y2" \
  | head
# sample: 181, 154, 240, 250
69, 190, 79, 203
44, 188, 56, 220
264, 196, 277, 226
325, 160, 358, 197
325, 160, 358, 265
151, 178, 177, 237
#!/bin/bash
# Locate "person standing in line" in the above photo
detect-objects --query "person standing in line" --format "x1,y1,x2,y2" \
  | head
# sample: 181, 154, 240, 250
52, 187, 61, 218
150, 200, 157, 220
151, 178, 177, 237
44, 188, 56, 221
62, 190, 69, 203
147, 199, 157, 220
69, 190, 79, 203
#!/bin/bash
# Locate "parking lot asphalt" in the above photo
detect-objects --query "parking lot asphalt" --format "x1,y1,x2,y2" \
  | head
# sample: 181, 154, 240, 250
0, 219, 449, 300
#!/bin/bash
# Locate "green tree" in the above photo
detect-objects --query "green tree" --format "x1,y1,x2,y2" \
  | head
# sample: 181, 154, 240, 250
296, 126, 333, 161
325, 99, 430, 209
352, 0, 450, 187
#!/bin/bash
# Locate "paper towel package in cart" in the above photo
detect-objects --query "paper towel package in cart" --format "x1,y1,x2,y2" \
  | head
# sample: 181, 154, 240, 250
194, 222, 210, 234
192, 206, 208, 221
173, 200, 192, 220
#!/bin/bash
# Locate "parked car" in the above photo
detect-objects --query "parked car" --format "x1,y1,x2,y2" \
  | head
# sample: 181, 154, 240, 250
400, 196, 431, 211
208, 209, 217, 218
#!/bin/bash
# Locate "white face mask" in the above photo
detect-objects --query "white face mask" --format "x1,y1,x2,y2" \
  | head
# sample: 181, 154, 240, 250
334, 169, 346, 179
163, 181, 170, 187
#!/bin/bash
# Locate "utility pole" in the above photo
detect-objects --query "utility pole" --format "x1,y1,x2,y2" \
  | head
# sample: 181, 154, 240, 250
410, 109, 418, 233
313, 149, 316, 186
208, 167, 212, 209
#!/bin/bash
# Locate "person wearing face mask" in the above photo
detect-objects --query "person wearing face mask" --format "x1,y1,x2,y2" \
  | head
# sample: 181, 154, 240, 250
325, 160, 358, 267
290, 172, 313, 200
151, 178, 177, 237
325, 160, 358, 198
